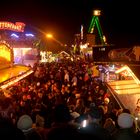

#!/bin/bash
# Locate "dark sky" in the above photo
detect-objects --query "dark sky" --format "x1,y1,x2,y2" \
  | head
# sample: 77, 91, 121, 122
0, 0, 140, 48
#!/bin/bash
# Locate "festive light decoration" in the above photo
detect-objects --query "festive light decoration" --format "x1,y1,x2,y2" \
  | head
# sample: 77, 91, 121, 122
11, 33, 19, 38
0, 22, 25, 32
25, 33, 34, 37
40, 51, 47, 62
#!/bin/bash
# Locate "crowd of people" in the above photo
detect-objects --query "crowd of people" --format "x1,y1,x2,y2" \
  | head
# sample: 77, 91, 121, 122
0, 59, 140, 140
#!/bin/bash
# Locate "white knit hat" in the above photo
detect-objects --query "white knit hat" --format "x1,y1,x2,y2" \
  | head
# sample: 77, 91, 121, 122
117, 113, 134, 128
17, 115, 33, 130
70, 111, 80, 119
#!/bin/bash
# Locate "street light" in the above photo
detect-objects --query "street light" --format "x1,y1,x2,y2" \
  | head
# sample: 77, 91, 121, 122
46, 34, 53, 38
46, 33, 64, 46
29, 25, 65, 47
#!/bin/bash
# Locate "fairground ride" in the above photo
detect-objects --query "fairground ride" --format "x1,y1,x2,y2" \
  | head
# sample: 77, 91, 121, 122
88, 10, 107, 46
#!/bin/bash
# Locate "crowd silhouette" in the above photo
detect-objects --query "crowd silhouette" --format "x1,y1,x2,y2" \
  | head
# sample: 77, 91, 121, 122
0, 59, 140, 140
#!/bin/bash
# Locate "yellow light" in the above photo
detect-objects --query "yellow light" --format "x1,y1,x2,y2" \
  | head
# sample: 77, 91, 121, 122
46, 34, 53, 38
93, 10, 101, 16
103, 35, 106, 43
0, 44, 11, 61
0, 70, 33, 89
107, 80, 140, 95
115, 66, 127, 74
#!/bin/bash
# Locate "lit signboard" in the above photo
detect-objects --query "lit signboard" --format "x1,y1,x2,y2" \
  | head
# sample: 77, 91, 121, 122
0, 22, 25, 32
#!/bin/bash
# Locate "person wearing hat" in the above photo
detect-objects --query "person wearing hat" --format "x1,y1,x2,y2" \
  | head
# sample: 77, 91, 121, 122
112, 112, 138, 140
17, 114, 42, 140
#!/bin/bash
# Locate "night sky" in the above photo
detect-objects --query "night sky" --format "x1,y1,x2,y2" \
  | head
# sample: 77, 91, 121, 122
0, 0, 140, 48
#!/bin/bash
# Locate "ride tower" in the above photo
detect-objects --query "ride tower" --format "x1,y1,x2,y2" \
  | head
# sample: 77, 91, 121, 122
88, 10, 107, 46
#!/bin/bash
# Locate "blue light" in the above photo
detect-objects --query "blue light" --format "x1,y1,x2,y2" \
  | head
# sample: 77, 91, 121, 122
25, 33, 34, 37
11, 33, 19, 38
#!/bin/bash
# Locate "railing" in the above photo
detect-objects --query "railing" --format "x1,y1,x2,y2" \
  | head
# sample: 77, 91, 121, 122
0, 69, 33, 89
105, 82, 124, 110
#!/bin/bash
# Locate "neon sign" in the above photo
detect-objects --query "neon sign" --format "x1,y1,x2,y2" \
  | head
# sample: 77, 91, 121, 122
0, 22, 25, 32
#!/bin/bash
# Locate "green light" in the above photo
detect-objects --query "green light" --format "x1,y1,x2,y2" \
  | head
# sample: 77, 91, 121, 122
95, 17, 104, 45
88, 12, 105, 45
88, 16, 95, 33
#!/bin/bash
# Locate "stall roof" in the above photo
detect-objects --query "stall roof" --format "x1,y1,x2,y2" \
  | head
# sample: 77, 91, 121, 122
128, 65, 140, 80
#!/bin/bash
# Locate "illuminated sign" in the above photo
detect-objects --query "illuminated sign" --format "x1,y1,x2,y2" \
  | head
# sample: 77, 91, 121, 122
0, 22, 25, 32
